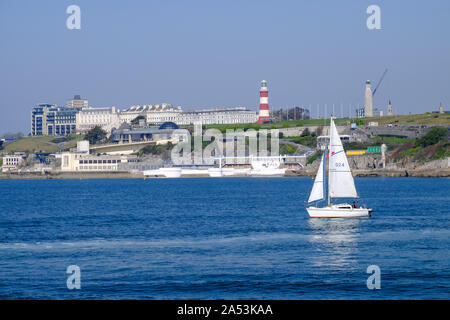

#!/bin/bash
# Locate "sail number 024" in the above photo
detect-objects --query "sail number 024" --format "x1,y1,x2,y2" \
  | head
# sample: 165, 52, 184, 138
335, 162, 345, 167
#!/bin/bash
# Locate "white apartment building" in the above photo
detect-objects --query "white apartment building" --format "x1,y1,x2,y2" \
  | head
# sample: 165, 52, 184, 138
118, 105, 257, 126
147, 105, 183, 124
2, 154, 26, 172
177, 107, 257, 125
119, 104, 181, 125
76, 107, 120, 133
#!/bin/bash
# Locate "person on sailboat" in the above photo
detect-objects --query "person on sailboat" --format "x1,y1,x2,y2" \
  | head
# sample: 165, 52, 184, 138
353, 201, 357, 208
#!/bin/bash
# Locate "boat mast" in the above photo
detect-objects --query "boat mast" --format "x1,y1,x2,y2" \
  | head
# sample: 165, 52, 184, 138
327, 117, 332, 206
323, 145, 328, 205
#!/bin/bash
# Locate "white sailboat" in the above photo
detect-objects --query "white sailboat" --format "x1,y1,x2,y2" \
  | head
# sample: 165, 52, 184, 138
306, 117, 372, 218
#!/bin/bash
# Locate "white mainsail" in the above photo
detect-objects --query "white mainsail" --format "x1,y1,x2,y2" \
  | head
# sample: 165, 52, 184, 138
328, 118, 358, 198
308, 152, 325, 203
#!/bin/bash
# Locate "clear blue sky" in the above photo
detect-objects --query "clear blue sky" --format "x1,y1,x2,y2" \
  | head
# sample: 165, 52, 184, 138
1, 0, 449, 134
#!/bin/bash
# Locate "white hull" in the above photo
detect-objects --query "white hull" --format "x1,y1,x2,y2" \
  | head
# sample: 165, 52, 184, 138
207, 168, 241, 177
160, 168, 181, 178
233, 168, 251, 176
143, 168, 181, 178
144, 165, 284, 178
143, 169, 160, 176
181, 168, 209, 176
307, 204, 372, 218
248, 168, 286, 176
207, 168, 223, 177
210, 166, 284, 177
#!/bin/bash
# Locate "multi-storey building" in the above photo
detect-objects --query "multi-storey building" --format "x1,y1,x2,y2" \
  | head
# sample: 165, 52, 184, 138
119, 104, 182, 125
66, 95, 88, 109
30, 104, 50, 136
76, 107, 120, 133
32, 98, 258, 136
118, 104, 257, 126
31, 104, 81, 136
176, 107, 257, 125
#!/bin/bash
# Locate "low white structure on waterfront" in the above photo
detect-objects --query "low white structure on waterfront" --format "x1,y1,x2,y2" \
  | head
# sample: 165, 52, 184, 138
60, 141, 137, 172
2, 153, 27, 172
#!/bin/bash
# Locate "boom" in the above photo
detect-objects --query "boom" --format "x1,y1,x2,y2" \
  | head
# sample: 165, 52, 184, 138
372, 68, 388, 96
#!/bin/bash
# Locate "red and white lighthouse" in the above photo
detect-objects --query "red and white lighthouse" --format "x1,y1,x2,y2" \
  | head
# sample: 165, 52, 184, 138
257, 80, 270, 124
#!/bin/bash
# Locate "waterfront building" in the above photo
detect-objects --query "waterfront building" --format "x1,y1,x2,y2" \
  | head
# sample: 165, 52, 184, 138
64, 154, 137, 172
31, 104, 81, 136
31, 104, 51, 136
2, 153, 26, 172
66, 95, 88, 109
61, 152, 137, 172
76, 107, 120, 133
31, 95, 88, 136
60, 141, 138, 172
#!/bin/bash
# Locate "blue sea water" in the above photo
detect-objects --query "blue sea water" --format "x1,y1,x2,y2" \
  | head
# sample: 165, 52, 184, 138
0, 177, 448, 299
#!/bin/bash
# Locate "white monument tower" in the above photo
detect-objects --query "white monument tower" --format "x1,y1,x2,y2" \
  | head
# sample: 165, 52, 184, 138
381, 144, 387, 168
364, 80, 373, 117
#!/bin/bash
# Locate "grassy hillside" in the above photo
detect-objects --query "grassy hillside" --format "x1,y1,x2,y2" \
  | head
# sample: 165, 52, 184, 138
390, 126, 450, 162
2, 135, 84, 154
199, 113, 450, 132
364, 113, 450, 126
202, 118, 351, 132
